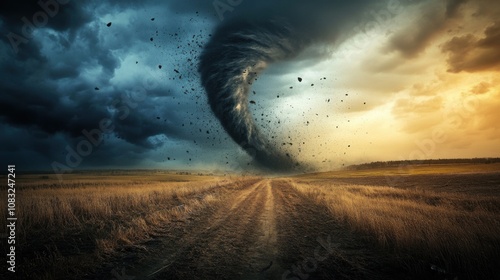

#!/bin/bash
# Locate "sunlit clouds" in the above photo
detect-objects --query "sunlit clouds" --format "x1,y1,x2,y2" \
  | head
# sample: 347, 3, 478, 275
254, 0, 500, 168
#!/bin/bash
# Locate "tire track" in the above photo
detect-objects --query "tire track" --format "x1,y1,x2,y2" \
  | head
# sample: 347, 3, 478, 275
89, 178, 408, 280
86, 179, 261, 280
147, 180, 266, 279
144, 180, 286, 280
240, 180, 284, 280
273, 179, 407, 280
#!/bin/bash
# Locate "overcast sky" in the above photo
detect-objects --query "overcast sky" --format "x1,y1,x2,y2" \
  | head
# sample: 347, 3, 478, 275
1, 0, 499, 174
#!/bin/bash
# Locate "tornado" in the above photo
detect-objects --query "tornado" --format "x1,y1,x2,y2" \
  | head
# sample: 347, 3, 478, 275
198, 0, 377, 171
199, 19, 306, 171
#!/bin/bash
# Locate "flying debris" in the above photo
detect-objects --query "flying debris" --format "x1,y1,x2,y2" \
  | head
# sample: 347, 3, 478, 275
199, 19, 304, 171
250, 100, 256, 104
198, 0, 376, 172
106, 22, 112, 27
94, 87, 100, 91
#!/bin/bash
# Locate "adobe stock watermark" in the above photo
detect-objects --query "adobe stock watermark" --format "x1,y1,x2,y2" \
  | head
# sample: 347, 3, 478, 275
51, 70, 163, 182
213, 0, 243, 21
6, 0, 71, 54
282, 235, 339, 280
386, 94, 480, 187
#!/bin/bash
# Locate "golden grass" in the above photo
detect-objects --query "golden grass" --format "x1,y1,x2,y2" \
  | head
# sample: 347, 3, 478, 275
8, 170, 227, 188
290, 180, 500, 279
297, 162, 500, 179
16, 179, 244, 247
0, 174, 257, 279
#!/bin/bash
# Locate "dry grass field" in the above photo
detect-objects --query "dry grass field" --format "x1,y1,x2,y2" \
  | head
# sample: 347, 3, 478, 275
1, 164, 499, 279
293, 163, 500, 279
0, 171, 260, 279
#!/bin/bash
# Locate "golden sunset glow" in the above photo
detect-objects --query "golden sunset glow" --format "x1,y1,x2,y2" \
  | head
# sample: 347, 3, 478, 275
257, 0, 500, 169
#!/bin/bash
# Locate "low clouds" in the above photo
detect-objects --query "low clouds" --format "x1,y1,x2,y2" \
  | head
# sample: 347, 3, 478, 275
470, 82, 492, 95
442, 21, 500, 73
391, 96, 444, 134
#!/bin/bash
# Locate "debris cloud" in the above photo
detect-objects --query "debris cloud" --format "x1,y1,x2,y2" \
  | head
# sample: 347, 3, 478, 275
199, 0, 376, 171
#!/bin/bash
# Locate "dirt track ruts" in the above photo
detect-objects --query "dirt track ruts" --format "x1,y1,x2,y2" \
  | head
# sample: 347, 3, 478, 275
88, 179, 408, 280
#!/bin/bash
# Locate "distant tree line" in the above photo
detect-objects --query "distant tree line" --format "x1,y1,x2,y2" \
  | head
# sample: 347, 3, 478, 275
346, 158, 500, 170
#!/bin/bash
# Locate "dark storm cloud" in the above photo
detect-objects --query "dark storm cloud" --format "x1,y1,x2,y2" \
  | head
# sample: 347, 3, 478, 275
442, 21, 500, 73
0, 21, 112, 139
0, 0, 91, 58
164, 0, 217, 17
385, 0, 467, 58
0, 83, 108, 137
199, 0, 383, 171
0, 1, 90, 31
111, 98, 186, 149
0, 77, 186, 152
0, 0, 220, 171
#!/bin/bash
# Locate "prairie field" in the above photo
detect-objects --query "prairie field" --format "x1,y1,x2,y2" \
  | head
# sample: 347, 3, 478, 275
1, 164, 499, 280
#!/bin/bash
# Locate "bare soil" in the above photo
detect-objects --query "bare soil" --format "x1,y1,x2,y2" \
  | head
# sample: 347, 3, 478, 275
85, 179, 411, 280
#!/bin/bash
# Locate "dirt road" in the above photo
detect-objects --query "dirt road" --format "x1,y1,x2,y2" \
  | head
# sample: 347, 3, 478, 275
89, 179, 406, 280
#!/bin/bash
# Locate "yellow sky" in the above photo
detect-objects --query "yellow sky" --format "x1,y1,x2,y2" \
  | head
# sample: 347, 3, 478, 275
266, 0, 500, 169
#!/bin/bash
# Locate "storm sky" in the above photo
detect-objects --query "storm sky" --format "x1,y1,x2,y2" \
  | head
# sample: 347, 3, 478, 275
1, 0, 499, 173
